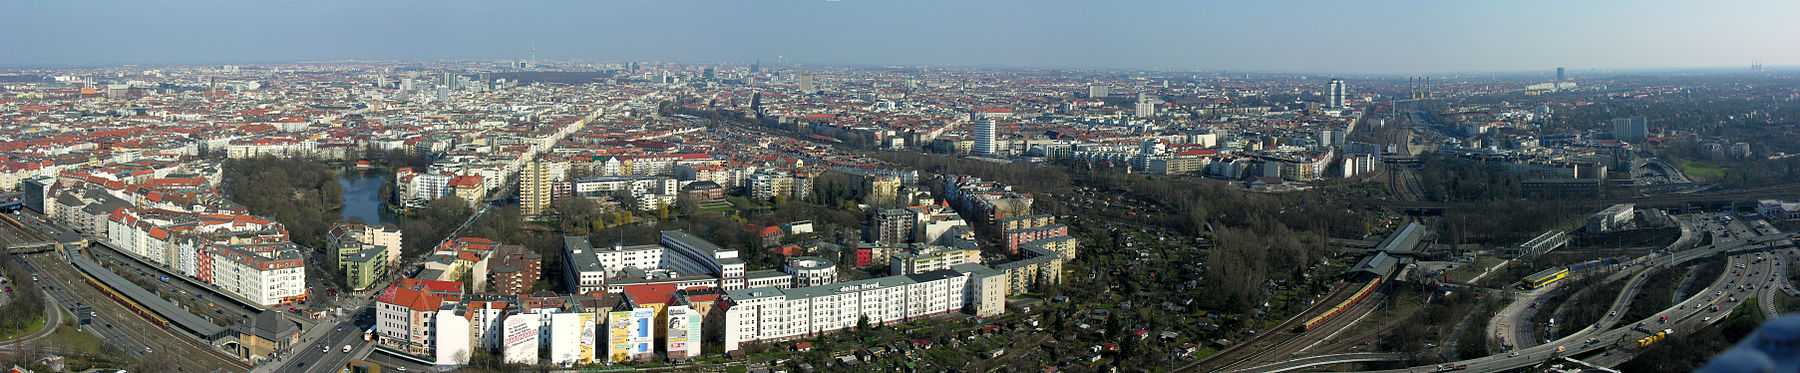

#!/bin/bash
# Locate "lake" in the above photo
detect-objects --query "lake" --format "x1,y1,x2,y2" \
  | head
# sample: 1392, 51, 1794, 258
338, 168, 396, 226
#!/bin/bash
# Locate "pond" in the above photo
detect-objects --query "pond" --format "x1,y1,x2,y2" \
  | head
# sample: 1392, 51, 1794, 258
338, 168, 397, 226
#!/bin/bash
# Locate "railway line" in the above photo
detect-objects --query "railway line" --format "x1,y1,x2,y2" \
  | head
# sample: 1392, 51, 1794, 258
1175, 281, 1360, 372
18, 249, 250, 372
1177, 276, 1394, 373
3, 214, 252, 372
1222, 287, 1387, 371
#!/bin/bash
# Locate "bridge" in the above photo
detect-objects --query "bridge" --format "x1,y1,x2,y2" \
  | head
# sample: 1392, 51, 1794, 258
1353, 182, 1800, 211
1229, 352, 1409, 373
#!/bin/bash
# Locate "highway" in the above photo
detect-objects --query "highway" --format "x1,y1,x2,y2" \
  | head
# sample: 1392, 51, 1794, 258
1240, 213, 1797, 372
14, 248, 253, 372
1229, 352, 1410, 373
258, 316, 379, 373
1357, 219, 1800, 372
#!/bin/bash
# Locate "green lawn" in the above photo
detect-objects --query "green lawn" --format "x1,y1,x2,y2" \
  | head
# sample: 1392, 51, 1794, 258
1681, 161, 1728, 181
0, 310, 45, 340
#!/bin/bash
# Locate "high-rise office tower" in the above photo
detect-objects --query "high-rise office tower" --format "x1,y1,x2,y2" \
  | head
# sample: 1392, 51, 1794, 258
1556, 67, 1565, 82
1327, 79, 1346, 108
1613, 117, 1648, 141
973, 118, 996, 156
703, 67, 715, 80
798, 71, 814, 93
1135, 92, 1157, 118
750, 92, 763, 115
751, 60, 760, 73
520, 160, 551, 216
1088, 84, 1108, 98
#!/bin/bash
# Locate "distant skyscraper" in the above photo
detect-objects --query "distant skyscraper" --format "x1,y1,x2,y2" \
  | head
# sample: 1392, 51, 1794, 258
1088, 84, 1108, 99
703, 67, 715, 80
798, 71, 814, 93
1613, 117, 1648, 141
750, 92, 763, 115
1135, 92, 1157, 118
1556, 67, 1565, 82
750, 60, 760, 73
973, 118, 996, 156
1327, 79, 1346, 109
520, 160, 551, 217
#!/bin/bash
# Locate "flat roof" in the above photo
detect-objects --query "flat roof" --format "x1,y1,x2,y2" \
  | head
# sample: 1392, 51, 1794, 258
1524, 267, 1568, 283
1375, 223, 1424, 254
70, 251, 228, 338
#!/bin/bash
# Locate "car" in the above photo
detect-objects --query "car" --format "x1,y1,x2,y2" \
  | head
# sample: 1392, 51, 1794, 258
1509, 351, 1519, 357
323, 346, 329, 353
343, 344, 352, 353
1610, 311, 1617, 316
143, 347, 152, 354
1705, 317, 1713, 322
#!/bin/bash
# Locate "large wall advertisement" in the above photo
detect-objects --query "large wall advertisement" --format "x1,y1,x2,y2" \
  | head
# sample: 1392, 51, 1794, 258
608, 310, 632, 362
667, 305, 700, 358
666, 306, 689, 358
578, 312, 596, 364
501, 313, 540, 365
631, 307, 656, 360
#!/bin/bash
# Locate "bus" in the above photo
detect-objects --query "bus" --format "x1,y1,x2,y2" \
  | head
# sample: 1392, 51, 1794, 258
364, 327, 375, 342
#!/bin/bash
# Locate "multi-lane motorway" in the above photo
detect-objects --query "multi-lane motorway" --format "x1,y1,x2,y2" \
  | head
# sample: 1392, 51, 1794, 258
1357, 215, 1800, 373
1238, 212, 1798, 373
12, 247, 253, 372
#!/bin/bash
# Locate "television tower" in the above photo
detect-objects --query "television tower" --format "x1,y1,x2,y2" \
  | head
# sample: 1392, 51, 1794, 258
530, 40, 537, 68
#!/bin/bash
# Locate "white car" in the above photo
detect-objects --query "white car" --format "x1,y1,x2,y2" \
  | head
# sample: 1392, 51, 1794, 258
343, 344, 352, 353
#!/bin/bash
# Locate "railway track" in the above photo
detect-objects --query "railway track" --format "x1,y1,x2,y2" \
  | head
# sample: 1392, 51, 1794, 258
1223, 285, 1389, 371
18, 250, 251, 372
1176, 282, 1360, 372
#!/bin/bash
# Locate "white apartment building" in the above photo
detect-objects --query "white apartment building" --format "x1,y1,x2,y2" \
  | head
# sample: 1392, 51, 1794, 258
722, 269, 967, 353
203, 243, 307, 306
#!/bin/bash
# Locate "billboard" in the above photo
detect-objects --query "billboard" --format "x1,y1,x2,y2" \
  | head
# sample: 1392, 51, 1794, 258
501, 314, 540, 365
666, 305, 700, 358
631, 307, 656, 360
578, 312, 596, 364
608, 310, 633, 362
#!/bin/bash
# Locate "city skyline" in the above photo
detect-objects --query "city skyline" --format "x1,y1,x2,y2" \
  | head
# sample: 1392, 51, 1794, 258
3, 0, 1797, 73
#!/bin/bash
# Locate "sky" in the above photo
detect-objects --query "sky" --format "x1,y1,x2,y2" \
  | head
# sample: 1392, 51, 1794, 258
2, 0, 1796, 74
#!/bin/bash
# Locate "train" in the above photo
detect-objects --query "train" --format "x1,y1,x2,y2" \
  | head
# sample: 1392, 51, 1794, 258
1568, 257, 1633, 271
1637, 329, 1673, 348
0, 213, 26, 230
1302, 279, 1382, 331
78, 269, 172, 329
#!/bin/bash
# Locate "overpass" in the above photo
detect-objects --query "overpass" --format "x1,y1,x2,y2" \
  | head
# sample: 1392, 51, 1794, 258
1228, 353, 1409, 373
1250, 228, 1798, 373
1375, 231, 1800, 373
1352, 182, 1800, 210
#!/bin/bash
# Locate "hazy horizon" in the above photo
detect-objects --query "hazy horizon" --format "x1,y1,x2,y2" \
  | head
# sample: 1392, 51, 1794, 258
3, 0, 1795, 74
